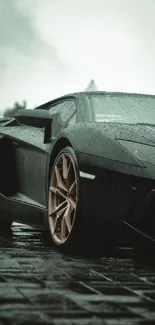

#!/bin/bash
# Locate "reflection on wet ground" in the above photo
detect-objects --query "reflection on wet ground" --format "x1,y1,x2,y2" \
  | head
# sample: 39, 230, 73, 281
0, 222, 155, 324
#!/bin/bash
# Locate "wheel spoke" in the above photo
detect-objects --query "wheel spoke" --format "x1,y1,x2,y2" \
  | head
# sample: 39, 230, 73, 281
49, 200, 67, 217
69, 181, 76, 196
60, 218, 66, 241
62, 155, 72, 180
64, 204, 72, 232
68, 160, 71, 175
55, 166, 68, 192
50, 186, 67, 200
62, 155, 68, 179
69, 198, 76, 210
53, 206, 66, 234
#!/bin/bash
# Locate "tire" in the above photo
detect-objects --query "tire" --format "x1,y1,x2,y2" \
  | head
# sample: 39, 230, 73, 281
45, 146, 116, 252
46, 146, 83, 250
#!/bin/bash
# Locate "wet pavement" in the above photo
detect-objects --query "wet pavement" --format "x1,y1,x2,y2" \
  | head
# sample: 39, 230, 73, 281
0, 223, 155, 324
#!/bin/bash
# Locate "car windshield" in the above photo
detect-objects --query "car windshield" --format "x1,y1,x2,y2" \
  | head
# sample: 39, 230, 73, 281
90, 93, 155, 125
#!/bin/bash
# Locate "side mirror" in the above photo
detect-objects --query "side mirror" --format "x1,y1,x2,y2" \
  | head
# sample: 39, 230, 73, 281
15, 109, 52, 143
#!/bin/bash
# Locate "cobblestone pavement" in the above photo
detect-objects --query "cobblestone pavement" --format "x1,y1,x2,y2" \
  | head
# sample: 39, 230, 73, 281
0, 222, 155, 325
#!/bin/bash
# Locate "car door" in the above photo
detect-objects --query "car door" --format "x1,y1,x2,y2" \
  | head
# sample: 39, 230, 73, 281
0, 121, 49, 208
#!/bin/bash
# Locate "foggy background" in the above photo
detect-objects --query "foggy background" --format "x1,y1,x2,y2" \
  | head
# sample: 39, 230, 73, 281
0, 0, 155, 113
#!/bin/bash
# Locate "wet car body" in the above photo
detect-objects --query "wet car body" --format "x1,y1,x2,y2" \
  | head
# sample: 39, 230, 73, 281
0, 91, 155, 248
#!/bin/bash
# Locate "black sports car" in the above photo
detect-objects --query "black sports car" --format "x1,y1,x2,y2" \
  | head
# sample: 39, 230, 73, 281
1, 91, 155, 249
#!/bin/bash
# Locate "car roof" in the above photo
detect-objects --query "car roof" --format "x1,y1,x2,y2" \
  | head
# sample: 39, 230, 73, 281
36, 90, 155, 110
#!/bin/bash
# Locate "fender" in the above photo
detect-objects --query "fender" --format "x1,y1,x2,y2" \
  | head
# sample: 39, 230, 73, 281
58, 124, 143, 166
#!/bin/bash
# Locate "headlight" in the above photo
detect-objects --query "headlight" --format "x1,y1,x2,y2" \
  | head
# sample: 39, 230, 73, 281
117, 140, 155, 165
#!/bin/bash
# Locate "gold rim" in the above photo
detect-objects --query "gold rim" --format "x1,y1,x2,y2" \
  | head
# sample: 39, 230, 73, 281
48, 153, 77, 245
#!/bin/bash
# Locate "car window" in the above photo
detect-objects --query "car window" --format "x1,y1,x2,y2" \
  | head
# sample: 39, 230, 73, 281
49, 100, 76, 121
90, 93, 155, 124
49, 104, 61, 114
48, 100, 76, 137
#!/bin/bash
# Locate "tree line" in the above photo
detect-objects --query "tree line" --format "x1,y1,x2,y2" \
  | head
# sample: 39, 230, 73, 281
3, 100, 27, 117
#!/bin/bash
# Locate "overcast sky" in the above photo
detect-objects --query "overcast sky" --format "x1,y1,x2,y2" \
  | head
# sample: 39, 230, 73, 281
0, 0, 155, 111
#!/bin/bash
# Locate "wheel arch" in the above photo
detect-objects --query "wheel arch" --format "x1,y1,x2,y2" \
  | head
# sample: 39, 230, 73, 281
49, 137, 74, 172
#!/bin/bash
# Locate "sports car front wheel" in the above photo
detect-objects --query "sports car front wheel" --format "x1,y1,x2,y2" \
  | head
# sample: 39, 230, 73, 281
48, 147, 80, 248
